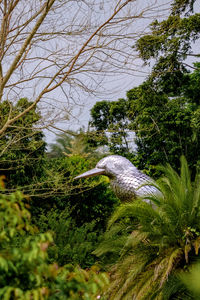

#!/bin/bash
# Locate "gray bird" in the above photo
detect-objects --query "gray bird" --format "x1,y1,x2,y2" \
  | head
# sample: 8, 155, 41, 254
74, 155, 160, 202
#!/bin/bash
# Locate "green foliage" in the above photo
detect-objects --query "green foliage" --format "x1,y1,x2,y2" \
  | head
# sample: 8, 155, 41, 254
90, 99, 130, 155
89, 65, 200, 177
172, 0, 195, 15
49, 133, 74, 158
181, 263, 200, 298
129, 0, 200, 176
89, 0, 200, 178
67, 179, 119, 228
0, 188, 53, 298
95, 157, 200, 299
135, 0, 200, 90
182, 62, 200, 104
49, 130, 99, 158
128, 82, 200, 177
31, 155, 119, 230
49, 264, 109, 300
0, 113, 118, 269
0, 186, 109, 299
38, 208, 101, 268
26, 154, 119, 270
0, 98, 46, 187
0, 98, 119, 237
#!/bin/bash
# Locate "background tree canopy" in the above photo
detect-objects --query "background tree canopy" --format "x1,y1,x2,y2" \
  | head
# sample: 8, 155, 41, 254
0, 98, 46, 187
89, 0, 200, 176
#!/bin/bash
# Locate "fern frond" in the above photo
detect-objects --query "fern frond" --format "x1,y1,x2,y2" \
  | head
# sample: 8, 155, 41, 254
93, 223, 128, 257
160, 248, 183, 286
180, 156, 192, 193
97, 157, 200, 299
107, 200, 142, 228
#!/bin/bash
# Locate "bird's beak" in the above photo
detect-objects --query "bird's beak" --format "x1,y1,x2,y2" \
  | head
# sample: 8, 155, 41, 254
74, 168, 105, 179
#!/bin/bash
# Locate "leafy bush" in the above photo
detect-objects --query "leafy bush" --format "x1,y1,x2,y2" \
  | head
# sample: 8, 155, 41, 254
0, 189, 54, 298
31, 155, 119, 230
38, 208, 101, 268
0, 184, 109, 299
49, 265, 109, 300
0, 98, 46, 188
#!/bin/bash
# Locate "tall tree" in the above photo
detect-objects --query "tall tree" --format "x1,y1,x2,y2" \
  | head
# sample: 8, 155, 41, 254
127, 74, 200, 176
135, 0, 200, 94
133, 0, 200, 175
89, 98, 131, 156
89, 0, 200, 176
89, 65, 200, 177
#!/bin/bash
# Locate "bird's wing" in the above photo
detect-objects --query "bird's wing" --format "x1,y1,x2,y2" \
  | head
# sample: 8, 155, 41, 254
123, 169, 159, 197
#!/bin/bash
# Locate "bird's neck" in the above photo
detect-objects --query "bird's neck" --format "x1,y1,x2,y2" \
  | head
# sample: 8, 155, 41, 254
109, 175, 137, 202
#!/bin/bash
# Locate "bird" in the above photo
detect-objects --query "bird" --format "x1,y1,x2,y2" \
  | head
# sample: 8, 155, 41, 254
74, 155, 160, 203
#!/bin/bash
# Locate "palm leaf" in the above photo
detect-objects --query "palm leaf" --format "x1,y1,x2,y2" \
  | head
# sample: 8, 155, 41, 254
96, 156, 200, 299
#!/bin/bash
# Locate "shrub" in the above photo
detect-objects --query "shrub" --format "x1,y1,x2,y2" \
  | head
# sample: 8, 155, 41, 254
0, 184, 109, 299
38, 208, 101, 268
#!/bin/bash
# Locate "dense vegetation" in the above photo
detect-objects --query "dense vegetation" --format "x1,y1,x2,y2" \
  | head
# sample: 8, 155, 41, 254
89, 64, 200, 178
95, 157, 200, 299
0, 182, 109, 299
0, 0, 200, 299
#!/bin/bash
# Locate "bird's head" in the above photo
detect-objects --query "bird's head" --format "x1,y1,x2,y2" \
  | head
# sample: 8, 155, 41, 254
74, 155, 136, 180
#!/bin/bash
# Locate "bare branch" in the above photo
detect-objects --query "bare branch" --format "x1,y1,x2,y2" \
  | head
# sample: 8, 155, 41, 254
0, 0, 171, 137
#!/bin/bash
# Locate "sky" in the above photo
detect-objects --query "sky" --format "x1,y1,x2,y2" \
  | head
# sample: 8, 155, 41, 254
44, 0, 173, 144
1, 0, 199, 146
6, 0, 197, 143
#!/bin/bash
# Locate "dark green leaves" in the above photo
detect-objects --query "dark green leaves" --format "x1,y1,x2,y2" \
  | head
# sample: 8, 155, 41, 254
95, 157, 200, 299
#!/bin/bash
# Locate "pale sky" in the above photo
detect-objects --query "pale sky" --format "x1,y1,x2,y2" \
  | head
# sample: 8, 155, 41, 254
44, 0, 200, 145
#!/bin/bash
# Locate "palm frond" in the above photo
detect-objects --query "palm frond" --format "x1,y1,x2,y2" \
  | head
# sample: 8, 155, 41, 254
96, 156, 200, 299
160, 248, 183, 286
